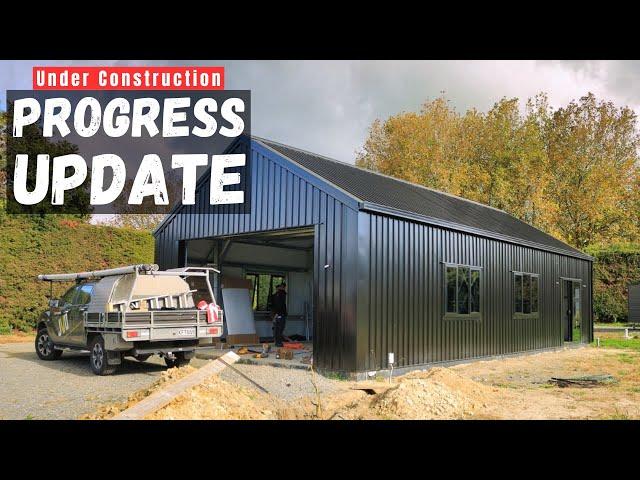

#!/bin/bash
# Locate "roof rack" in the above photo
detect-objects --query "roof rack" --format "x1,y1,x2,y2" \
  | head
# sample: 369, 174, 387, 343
37, 264, 159, 282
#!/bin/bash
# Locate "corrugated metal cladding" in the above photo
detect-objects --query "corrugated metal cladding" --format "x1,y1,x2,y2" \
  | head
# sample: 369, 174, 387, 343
155, 138, 593, 374
630, 285, 640, 323
356, 212, 592, 371
154, 139, 360, 372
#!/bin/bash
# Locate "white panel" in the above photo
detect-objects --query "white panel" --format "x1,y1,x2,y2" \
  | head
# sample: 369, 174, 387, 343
221, 288, 257, 336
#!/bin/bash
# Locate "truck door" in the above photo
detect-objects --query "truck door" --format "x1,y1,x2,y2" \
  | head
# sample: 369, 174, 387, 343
49, 285, 80, 343
67, 284, 94, 346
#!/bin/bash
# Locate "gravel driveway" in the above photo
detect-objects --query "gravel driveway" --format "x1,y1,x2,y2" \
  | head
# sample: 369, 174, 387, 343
1, 341, 349, 419
0, 341, 208, 420
219, 363, 349, 401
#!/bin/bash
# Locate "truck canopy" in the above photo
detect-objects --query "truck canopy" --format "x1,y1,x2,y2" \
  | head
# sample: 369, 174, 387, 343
107, 274, 196, 312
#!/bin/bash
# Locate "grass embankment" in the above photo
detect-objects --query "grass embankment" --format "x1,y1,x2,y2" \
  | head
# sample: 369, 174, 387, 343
0, 215, 154, 333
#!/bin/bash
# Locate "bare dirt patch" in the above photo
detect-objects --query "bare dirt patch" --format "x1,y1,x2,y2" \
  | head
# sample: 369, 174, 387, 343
450, 347, 640, 419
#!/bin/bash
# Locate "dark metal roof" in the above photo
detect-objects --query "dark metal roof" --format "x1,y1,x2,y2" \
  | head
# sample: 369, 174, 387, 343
257, 137, 590, 260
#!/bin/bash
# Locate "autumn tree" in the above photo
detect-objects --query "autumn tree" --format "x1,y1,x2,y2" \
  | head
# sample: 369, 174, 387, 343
357, 97, 468, 195
542, 93, 640, 247
108, 212, 166, 231
356, 92, 640, 249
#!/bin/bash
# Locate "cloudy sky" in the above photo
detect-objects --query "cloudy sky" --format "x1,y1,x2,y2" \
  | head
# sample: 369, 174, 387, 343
2, 60, 639, 162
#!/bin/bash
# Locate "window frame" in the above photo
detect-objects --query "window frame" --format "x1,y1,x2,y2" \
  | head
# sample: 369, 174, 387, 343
245, 270, 287, 313
512, 271, 540, 319
443, 262, 482, 320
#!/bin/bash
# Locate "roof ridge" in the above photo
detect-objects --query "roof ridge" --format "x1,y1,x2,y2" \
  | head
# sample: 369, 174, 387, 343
253, 135, 511, 216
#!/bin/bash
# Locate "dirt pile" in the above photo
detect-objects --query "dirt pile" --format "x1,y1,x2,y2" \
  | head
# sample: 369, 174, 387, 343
147, 375, 279, 420
286, 367, 496, 420
371, 368, 493, 419
85, 365, 497, 420
86, 347, 640, 420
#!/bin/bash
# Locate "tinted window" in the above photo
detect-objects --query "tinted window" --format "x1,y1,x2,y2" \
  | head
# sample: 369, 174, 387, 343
531, 277, 539, 313
514, 274, 523, 313
470, 269, 480, 313
457, 267, 470, 314
75, 284, 94, 305
523, 275, 531, 314
446, 267, 457, 313
514, 273, 539, 316
445, 265, 480, 316
61, 286, 78, 305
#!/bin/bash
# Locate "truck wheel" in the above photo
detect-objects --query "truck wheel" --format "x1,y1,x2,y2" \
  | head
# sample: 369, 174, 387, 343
89, 336, 117, 376
165, 352, 191, 368
35, 328, 62, 361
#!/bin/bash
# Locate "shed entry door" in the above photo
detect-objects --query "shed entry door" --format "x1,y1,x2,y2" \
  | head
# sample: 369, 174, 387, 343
562, 279, 582, 342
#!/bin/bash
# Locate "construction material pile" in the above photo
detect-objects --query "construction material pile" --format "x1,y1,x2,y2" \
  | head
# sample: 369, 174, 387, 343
147, 374, 278, 420
548, 374, 617, 388
312, 367, 494, 420
372, 368, 493, 419
83, 365, 497, 420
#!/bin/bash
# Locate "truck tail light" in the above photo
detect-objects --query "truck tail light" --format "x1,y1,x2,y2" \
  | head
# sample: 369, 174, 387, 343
207, 327, 219, 335
124, 329, 149, 340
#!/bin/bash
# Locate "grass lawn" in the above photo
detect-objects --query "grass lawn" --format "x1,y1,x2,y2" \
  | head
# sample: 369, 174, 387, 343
596, 336, 640, 352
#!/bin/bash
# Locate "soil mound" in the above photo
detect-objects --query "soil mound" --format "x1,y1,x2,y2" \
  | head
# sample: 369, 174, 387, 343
147, 374, 278, 420
371, 367, 492, 419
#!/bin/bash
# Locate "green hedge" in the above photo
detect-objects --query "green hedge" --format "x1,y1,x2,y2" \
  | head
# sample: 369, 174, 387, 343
586, 243, 640, 323
0, 213, 154, 333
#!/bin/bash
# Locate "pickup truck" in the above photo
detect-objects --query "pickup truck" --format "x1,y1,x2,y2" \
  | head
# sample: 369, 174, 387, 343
36, 264, 224, 375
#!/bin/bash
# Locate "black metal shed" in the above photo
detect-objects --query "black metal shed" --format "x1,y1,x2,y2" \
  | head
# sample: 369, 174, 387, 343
153, 137, 593, 376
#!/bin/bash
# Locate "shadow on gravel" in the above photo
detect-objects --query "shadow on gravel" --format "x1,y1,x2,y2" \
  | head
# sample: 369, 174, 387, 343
3, 349, 167, 377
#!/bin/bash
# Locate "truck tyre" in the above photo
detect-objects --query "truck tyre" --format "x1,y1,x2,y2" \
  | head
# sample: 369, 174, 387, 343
89, 335, 118, 376
35, 328, 63, 361
165, 352, 191, 368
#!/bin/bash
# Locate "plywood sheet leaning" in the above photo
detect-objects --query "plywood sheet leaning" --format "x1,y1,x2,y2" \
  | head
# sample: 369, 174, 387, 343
222, 288, 257, 335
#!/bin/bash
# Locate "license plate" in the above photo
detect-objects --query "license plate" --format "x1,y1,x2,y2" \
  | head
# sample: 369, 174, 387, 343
175, 328, 196, 337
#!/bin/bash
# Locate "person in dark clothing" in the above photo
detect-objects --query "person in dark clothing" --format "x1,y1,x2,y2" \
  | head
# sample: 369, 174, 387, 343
271, 283, 287, 347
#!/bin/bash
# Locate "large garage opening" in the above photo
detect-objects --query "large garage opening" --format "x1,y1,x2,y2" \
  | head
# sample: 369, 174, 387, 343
183, 228, 315, 346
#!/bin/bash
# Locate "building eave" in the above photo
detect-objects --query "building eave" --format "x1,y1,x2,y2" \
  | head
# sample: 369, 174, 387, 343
359, 202, 593, 262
